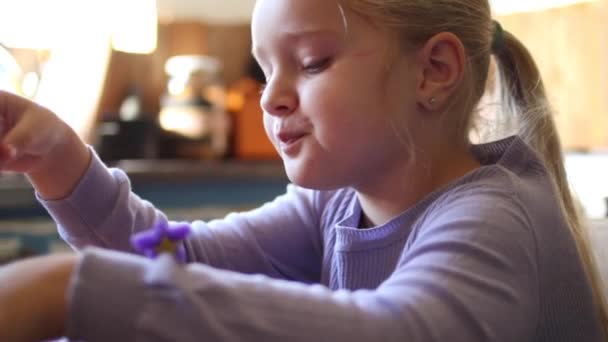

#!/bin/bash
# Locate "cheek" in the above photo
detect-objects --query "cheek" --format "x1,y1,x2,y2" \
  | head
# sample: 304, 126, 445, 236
262, 113, 277, 145
304, 72, 386, 129
309, 64, 386, 116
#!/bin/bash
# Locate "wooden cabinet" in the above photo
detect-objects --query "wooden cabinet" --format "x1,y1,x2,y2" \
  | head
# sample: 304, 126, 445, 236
498, 2, 608, 150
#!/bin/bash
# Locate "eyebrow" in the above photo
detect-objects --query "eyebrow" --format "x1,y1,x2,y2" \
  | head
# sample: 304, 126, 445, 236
251, 29, 341, 59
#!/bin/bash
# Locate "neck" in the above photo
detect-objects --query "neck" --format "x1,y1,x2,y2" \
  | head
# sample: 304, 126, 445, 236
355, 144, 480, 228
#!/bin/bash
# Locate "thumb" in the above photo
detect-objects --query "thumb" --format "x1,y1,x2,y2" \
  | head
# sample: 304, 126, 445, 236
0, 90, 30, 124
0, 143, 16, 161
0, 90, 35, 153
2, 105, 62, 159
0, 111, 11, 159
2, 101, 66, 164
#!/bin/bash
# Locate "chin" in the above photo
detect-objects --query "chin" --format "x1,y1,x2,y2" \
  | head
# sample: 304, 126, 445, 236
283, 158, 345, 191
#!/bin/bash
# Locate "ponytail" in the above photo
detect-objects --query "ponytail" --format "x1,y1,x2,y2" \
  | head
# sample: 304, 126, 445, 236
493, 27, 608, 337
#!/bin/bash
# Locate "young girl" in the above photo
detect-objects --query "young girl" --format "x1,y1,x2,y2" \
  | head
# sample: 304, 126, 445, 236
0, 0, 606, 341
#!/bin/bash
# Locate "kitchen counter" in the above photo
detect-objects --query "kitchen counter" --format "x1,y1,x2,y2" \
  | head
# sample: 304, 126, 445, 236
0, 158, 289, 219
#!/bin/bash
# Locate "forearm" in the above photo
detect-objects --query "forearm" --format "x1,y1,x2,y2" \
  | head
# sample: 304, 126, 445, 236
0, 254, 78, 342
39, 150, 163, 253
67, 249, 400, 342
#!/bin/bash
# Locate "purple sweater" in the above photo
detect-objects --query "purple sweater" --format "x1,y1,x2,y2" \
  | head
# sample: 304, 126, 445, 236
41, 136, 604, 342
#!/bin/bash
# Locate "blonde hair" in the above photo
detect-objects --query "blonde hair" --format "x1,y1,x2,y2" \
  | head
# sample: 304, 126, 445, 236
343, 0, 608, 337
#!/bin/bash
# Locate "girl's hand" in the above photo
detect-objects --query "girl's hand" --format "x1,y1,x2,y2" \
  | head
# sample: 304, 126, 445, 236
0, 90, 91, 199
0, 254, 78, 342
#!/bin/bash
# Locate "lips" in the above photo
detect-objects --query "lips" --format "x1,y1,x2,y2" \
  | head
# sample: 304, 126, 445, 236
273, 118, 311, 155
277, 131, 308, 144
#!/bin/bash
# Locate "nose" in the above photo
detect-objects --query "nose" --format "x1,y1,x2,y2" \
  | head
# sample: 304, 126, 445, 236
260, 76, 298, 117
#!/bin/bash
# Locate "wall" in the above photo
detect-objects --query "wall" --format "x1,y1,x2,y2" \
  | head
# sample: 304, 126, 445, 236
499, 2, 608, 150
96, 22, 251, 121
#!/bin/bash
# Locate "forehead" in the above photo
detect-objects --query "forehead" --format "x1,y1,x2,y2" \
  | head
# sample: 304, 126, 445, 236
252, 0, 346, 43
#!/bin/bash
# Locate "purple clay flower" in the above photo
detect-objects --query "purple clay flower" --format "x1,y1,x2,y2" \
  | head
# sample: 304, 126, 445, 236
131, 219, 192, 263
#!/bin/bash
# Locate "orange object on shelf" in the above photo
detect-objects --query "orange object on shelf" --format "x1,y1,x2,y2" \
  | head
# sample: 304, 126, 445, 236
230, 78, 279, 160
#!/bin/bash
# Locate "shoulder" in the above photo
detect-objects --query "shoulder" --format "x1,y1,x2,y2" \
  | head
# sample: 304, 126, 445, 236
420, 136, 560, 238
393, 170, 541, 304
424, 167, 532, 232
412, 165, 541, 263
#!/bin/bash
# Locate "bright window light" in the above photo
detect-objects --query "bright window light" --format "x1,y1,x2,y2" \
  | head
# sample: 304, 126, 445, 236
0, 0, 72, 49
111, 0, 158, 54
0, 0, 115, 141
0, 0, 157, 54
0, 0, 158, 141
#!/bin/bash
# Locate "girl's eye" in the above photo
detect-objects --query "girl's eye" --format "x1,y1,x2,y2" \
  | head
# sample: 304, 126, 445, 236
259, 83, 267, 95
302, 57, 331, 74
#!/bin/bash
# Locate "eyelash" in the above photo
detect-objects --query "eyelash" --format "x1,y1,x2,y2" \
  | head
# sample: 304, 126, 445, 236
302, 57, 331, 74
258, 57, 331, 94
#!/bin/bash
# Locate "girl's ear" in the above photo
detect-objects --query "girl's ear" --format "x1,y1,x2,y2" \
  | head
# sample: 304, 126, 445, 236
415, 32, 465, 112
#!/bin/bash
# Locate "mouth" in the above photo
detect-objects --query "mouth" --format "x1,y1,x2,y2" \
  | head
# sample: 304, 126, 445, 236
277, 131, 308, 145
275, 130, 309, 156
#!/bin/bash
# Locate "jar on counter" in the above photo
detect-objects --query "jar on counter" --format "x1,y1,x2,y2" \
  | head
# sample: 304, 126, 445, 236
158, 55, 230, 159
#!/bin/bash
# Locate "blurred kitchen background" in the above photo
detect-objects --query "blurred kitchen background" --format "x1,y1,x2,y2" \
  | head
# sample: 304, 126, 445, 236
0, 0, 606, 279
